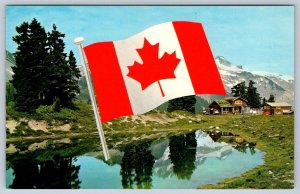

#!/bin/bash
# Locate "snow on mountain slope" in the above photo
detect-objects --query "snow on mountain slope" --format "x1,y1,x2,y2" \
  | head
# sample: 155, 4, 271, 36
5, 51, 294, 106
215, 56, 294, 106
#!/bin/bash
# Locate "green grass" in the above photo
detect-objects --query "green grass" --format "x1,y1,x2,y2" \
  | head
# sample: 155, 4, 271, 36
199, 115, 294, 189
6, 101, 98, 139
6, 102, 294, 189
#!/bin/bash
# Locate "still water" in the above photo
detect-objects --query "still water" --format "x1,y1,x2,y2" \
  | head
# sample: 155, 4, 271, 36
6, 130, 265, 189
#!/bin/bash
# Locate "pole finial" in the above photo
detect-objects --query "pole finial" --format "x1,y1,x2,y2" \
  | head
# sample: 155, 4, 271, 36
74, 37, 84, 45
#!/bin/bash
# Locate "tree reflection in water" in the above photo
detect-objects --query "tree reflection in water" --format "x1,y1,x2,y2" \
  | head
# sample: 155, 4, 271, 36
168, 132, 197, 180
235, 144, 256, 155
120, 141, 155, 189
9, 154, 81, 189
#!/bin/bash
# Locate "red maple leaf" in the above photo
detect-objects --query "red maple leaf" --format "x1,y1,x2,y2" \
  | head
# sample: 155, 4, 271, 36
127, 38, 181, 97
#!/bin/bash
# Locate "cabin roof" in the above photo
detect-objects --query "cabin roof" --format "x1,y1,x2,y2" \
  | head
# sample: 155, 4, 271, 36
224, 97, 248, 103
266, 102, 292, 107
214, 100, 232, 107
211, 97, 247, 107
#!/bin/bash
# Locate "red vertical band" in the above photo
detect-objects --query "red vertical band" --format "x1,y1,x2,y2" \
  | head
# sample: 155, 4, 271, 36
172, 21, 226, 95
84, 42, 133, 123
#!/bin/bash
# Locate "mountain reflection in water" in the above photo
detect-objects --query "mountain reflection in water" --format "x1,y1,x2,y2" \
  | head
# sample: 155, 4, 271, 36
6, 130, 265, 189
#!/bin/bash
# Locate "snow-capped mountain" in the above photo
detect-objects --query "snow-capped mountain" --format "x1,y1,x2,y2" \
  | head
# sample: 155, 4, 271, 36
6, 50, 294, 106
215, 56, 294, 106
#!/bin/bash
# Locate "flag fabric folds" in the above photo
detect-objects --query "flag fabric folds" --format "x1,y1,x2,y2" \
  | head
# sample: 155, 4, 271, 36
84, 21, 226, 123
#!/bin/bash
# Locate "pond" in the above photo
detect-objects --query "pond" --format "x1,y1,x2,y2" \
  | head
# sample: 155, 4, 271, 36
6, 130, 265, 189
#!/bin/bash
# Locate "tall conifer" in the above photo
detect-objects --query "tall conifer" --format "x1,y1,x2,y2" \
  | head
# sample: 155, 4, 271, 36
12, 18, 48, 112
246, 80, 261, 108
12, 19, 80, 112
46, 25, 80, 107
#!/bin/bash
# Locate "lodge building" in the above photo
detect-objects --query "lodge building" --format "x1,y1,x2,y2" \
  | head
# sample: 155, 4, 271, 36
262, 102, 293, 115
208, 97, 248, 115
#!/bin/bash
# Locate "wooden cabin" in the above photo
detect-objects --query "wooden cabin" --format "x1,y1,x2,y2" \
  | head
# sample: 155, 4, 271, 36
209, 97, 248, 115
263, 102, 293, 115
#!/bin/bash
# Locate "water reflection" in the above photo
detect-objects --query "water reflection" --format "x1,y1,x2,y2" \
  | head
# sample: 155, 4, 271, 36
235, 144, 256, 155
6, 130, 265, 189
9, 155, 80, 189
169, 132, 197, 180
120, 142, 154, 189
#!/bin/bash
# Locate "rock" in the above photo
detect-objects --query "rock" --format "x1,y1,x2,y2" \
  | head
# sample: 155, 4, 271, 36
52, 123, 71, 131
222, 131, 234, 136
188, 120, 192, 123
28, 120, 48, 131
209, 126, 213, 129
28, 140, 48, 151
6, 120, 20, 133
268, 134, 280, 138
53, 138, 71, 144
215, 126, 220, 129
268, 170, 273, 175
6, 144, 18, 154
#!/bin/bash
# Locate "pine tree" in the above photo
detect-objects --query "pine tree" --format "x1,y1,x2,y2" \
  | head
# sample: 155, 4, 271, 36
44, 24, 67, 105
11, 19, 80, 112
246, 80, 261, 108
167, 95, 196, 113
268, 94, 275, 102
64, 51, 81, 105
231, 81, 247, 99
262, 97, 267, 107
11, 18, 48, 112
45, 25, 80, 107
6, 82, 15, 105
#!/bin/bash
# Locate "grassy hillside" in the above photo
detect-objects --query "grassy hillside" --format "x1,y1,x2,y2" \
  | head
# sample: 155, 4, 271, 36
199, 115, 294, 189
5, 101, 294, 189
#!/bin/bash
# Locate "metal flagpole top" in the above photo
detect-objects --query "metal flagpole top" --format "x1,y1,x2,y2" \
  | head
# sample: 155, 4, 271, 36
74, 37, 84, 45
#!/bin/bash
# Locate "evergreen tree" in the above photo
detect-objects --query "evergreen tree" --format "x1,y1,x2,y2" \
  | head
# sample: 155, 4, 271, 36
65, 51, 81, 104
246, 80, 261, 108
11, 19, 80, 112
6, 82, 15, 105
268, 94, 275, 102
262, 97, 267, 107
167, 95, 196, 113
44, 24, 67, 105
45, 25, 80, 107
231, 81, 247, 99
11, 18, 48, 112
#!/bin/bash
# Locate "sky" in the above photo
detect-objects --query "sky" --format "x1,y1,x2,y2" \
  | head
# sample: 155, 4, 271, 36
6, 6, 294, 76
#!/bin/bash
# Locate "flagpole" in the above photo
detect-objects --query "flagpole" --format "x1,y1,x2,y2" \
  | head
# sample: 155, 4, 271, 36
74, 37, 110, 161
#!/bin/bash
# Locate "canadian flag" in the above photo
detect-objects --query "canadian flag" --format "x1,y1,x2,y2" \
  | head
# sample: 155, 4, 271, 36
84, 21, 226, 123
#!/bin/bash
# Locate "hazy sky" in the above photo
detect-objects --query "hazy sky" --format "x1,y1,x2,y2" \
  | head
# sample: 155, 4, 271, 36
6, 6, 294, 75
